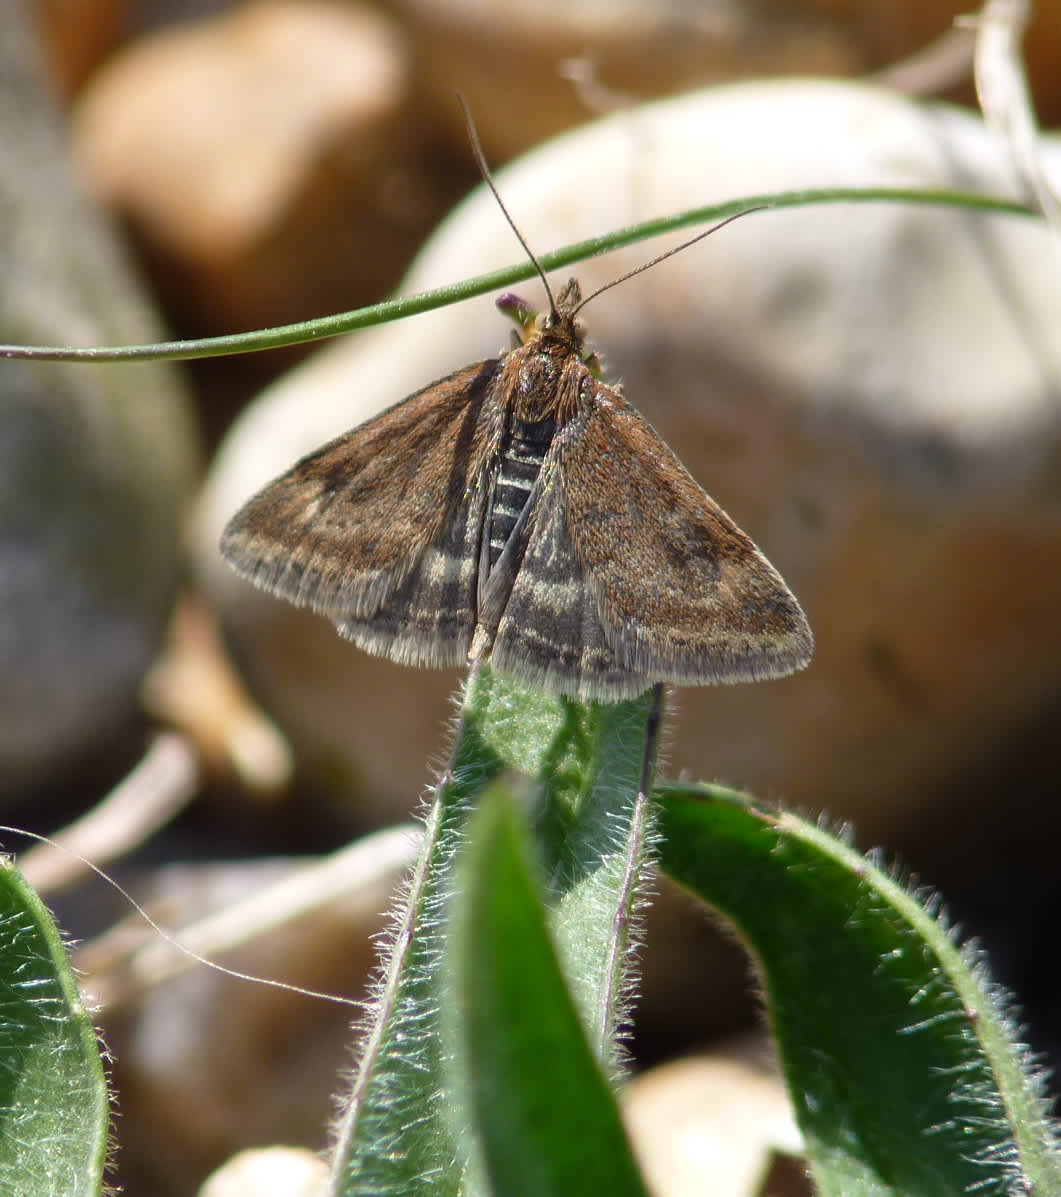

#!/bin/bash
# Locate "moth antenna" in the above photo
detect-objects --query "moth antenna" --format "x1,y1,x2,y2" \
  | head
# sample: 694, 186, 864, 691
457, 94, 559, 319
573, 206, 767, 315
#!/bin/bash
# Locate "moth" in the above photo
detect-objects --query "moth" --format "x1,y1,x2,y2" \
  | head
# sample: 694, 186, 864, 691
221, 274, 813, 701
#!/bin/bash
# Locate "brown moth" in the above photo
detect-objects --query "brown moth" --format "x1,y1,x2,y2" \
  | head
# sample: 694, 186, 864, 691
221, 277, 813, 701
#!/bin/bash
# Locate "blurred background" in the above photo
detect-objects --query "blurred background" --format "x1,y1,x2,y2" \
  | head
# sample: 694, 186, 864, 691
5, 0, 1061, 1192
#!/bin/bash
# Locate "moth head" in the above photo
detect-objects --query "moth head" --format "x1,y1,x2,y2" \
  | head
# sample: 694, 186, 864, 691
497, 282, 596, 367
496, 279, 582, 328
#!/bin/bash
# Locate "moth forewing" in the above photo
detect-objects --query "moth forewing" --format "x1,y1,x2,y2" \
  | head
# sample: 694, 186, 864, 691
220, 358, 502, 628
558, 377, 813, 687
337, 483, 490, 670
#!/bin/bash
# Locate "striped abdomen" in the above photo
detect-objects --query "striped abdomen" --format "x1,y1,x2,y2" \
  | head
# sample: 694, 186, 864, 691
485, 414, 557, 570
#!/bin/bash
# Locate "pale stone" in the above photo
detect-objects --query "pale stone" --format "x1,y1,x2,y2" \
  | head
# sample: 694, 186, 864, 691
199, 1146, 328, 1197
197, 78, 1061, 844
623, 1042, 806, 1197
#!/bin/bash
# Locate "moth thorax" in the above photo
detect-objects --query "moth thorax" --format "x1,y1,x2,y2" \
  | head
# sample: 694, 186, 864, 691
486, 413, 556, 570
516, 353, 560, 409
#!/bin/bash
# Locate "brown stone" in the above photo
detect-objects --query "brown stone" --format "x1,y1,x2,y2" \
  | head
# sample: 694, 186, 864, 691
395, 0, 862, 161
72, 1, 445, 336
32, 0, 130, 97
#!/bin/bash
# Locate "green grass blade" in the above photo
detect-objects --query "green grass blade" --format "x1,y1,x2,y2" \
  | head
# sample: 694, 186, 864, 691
0, 860, 109, 1197
449, 783, 650, 1197
0, 188, 1033, 362
656, 784, 1061, 1197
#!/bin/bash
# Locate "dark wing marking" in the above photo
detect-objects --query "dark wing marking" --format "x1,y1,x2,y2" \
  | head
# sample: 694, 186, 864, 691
221, 360, 503, 663
336, 474, 491, 669
559, 379, 813, 685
